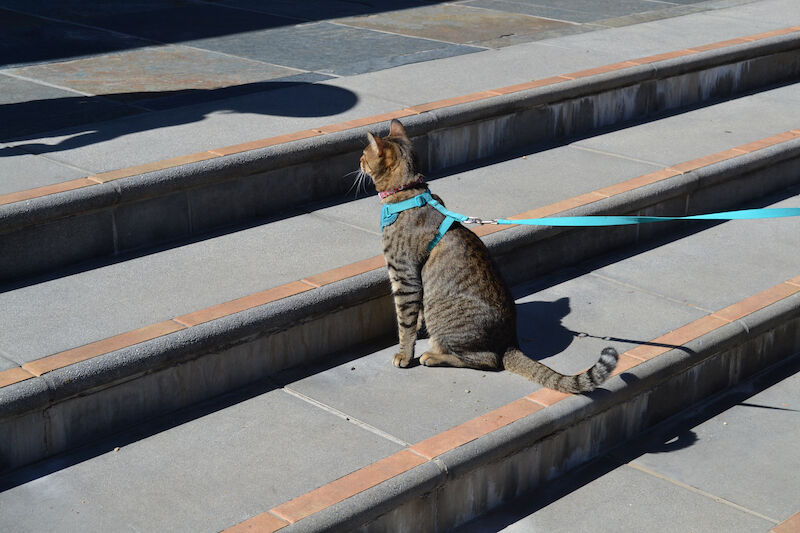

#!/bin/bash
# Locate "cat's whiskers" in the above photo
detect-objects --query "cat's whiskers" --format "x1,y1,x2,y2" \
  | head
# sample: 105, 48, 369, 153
346, 168, 372, 197
343, 169, 364, 197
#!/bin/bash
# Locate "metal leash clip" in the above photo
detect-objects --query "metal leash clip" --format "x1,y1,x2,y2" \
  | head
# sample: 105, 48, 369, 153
463, 216, 499, 225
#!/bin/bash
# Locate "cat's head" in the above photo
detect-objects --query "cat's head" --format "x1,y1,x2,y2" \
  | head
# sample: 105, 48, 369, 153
360, 119, 420, 193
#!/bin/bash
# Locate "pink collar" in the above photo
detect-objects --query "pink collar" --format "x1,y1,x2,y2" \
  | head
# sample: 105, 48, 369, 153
378, 176, 426, 199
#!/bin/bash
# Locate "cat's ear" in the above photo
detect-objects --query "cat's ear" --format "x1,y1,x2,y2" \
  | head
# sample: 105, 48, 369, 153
389, 119, 408, 139
366, 132, 383, 155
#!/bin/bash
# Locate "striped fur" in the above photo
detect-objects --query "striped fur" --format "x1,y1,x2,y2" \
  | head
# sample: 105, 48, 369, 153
361, 120, 618, 393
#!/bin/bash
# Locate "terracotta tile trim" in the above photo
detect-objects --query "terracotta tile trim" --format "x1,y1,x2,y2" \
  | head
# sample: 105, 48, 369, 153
688, 38, 752, 52
223, 511, 288, 533
626, 314, 731, 361
668, 149, 744, 173
0, 178, 96, 206
629, 49, 698, 65
173, 281, 317, 327
88, 152, 219, 183
491, 76, 571, 95
713, 282, 800, 322
209, 130, 323, 157
316, 109, 420, 134
270, 449, 427, 524
0, 367, 35, 388
562, 62, 640, 79
302, 255, 385, 287
225, 275, 800, 531
526, 388, 571, 407
22, 320, 186, 377
4, 128, 799, 385
410, 398, 542, 459
772, 510, 800, 533
2, 27, 798, 207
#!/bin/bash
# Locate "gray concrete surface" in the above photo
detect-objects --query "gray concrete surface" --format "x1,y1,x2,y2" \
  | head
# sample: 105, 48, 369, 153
2, 2, 800, 530
1, 83, 797, 363
457, 354, 800, 532
0, 387, 403, 532
3, 22, 798, 281
1, 189, 798, 532
1, 0, 794, 190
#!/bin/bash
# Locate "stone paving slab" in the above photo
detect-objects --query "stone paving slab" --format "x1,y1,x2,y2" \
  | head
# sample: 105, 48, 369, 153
0, 387, 403, 533
1, 81, 370, 172
628, 364, 800, 520
0, 143, 87, 196
463, 461, 774, 532
0, 211, 378, 364
0, 8, 151, 69
335, 4, 574, 47
463, 0, 682, 25
0, 0, 786, 187
5, 45, 306, 105
593, 192, 800, 312
541, 2, 791, 57
0, 354, 17, 372
81, 3, 299, 45
214, 0, 429, 22
283, 272, 707, 445
188, 21, 483, 77
0, 73, 139, 142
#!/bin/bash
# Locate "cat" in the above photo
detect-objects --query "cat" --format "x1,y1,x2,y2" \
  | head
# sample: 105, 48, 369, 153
359, 119, 618, 393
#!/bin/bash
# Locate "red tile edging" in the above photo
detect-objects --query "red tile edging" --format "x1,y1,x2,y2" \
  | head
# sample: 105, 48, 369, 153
772, 510, 800, 533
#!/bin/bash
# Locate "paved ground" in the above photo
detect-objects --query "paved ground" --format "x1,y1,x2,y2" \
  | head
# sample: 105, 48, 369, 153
0, 0, 769, 194
2, 185, 799, 531
456, 352, 800, 532
2, 82, 798, 368
2, 1, 799, 531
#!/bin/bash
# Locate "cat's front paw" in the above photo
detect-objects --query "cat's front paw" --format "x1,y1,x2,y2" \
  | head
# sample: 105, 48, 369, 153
392, 353, 412, 368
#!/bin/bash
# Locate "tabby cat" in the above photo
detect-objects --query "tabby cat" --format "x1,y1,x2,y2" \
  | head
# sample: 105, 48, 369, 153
360, 119, 618, 393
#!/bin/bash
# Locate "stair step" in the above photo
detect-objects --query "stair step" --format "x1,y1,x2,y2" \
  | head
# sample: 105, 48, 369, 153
2, 28, 799, 282
2, 187, 798, 532
1, 83, 799, 472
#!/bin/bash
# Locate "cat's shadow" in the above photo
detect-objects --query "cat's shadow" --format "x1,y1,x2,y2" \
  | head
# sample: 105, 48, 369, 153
515, 297, 575, 360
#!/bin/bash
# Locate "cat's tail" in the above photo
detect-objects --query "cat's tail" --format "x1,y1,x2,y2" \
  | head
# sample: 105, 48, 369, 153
502, 346, 618, 393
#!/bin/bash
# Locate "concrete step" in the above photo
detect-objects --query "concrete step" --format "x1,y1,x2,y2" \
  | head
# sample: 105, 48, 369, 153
454, 353, 800, 533
1, 83, 799, 473
1, 187, 799, 532
1, 25, 799, 282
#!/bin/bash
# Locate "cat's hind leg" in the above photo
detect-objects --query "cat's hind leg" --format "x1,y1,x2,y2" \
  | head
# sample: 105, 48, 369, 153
420, 339, 501, 370
420, 351, 469, 367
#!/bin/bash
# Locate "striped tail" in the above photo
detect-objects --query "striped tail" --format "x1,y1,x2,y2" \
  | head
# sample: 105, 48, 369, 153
502, 346, 619, 393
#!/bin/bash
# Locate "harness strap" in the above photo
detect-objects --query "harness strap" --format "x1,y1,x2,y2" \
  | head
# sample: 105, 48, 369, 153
380, 190, 800, 252
494, 207, 800, 226
380, 190, 467, 252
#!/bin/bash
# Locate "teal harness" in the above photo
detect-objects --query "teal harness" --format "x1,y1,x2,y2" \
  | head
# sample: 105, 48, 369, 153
380, 190, 467, 252
380, 190, 800, 253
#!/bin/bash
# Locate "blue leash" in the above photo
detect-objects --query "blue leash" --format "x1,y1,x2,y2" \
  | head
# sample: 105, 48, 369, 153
380, 190, 800, 252
495, 208, 800, 226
